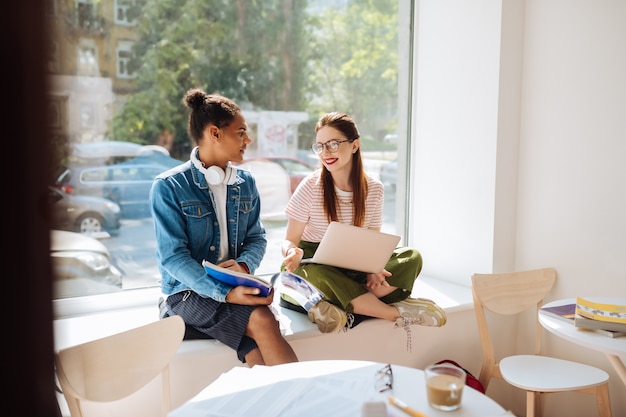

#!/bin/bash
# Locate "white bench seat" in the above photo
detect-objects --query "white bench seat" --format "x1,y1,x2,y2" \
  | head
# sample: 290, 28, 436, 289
54, 276, 475, 416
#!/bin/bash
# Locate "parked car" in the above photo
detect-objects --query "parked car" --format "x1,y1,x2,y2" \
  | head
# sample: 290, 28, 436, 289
69, 141, 170, 165
238, 156, 317, 194
379, 158, 397, 192
48, 186, 121, 236
383, 133, 398, 144
50, 230, 123, 298
54, 153, 182, 218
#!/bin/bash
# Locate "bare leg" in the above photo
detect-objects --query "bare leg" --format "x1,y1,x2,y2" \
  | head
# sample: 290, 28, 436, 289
244, 348, 264, 367
246, 306, 299, 366
350, 292, 400, 321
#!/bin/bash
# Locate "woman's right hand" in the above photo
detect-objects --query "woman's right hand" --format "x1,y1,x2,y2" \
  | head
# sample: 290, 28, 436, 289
225, 286, 274, 306
282, 246, 303, 272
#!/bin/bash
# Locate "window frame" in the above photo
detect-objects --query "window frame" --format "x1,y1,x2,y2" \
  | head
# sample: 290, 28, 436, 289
52, 0, 414, 319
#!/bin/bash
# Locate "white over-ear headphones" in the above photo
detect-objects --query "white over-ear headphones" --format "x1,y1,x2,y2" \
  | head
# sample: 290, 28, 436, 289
190, 147, 237, 185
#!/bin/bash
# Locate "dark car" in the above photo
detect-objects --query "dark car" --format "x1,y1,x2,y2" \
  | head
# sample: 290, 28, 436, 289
50, 230, 123, 298
48, 186, 121, 237
238, 156, 317, 193
54, 153, 182, 218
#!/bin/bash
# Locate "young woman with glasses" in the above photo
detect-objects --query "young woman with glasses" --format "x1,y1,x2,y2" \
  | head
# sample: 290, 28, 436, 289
280, 111, 446, 347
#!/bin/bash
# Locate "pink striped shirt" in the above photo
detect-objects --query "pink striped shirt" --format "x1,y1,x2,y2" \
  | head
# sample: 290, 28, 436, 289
285, 170, 385, 242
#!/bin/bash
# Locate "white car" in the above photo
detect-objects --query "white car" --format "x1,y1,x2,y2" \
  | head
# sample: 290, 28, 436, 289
50, 230, 123, 298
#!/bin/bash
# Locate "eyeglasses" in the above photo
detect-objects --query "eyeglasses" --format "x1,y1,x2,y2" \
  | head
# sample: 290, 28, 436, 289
375, 363, 393, 393
310, 139, 352, 154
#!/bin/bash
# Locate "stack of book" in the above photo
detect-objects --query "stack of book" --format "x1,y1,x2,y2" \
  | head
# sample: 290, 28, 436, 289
574, 297, 626, 337
541, 298, 626, 338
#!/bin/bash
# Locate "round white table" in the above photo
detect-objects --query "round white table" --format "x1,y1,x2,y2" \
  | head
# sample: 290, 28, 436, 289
539, 298, 626, 387
168, 360, 510, 417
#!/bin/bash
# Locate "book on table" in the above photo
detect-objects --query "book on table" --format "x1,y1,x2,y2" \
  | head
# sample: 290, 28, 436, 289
540, 303, 577, 324
573, 315, 626, 338
575, 297, 626, 324
202, 260, 324, 309
540, 301, 625, 338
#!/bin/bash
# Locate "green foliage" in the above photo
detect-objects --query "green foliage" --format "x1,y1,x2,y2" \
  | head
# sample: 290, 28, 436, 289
111, 0, 398, 156
112, 0, 312, 155
304, 0, 398, 139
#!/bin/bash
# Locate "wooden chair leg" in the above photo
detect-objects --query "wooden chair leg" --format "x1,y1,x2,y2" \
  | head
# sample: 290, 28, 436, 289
596, 383, 612, 417
526, 391, 537, 417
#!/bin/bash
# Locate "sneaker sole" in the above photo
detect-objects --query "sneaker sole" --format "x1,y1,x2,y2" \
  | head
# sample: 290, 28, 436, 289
396, 297, 447, 327
308, 301, 347, 333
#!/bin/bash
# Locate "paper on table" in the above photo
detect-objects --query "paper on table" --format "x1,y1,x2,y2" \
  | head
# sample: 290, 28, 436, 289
169, 365, 375, 417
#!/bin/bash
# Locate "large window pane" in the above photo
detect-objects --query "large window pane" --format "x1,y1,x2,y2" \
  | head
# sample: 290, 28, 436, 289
48, 0, 404, 304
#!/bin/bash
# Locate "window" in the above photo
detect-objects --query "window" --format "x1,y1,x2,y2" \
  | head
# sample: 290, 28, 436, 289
116, 41, 136, 78
77, 39, 98, 76
114, 0, 137, 26
49, 0, 405, 315
77, 0, 98, 30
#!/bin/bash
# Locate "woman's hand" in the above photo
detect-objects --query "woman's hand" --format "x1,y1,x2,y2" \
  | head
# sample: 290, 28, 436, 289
282, 246, 304, 272
365, 270, 392, 291
219, 259, 274, 305
217, 259, 247, 273
225, 286, 274, 306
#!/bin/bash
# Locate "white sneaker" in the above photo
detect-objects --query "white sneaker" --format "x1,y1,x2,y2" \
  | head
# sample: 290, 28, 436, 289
391, 298, 445, 352
307, 301, 348, 333
393, 297, 447, 327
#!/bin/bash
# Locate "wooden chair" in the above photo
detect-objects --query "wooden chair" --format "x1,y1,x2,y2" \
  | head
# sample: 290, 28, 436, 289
55, 315, 185, 417
471, 268, 612, 417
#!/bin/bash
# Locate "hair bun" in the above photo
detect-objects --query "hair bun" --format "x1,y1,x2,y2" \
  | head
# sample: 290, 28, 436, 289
184, 88, 206, 109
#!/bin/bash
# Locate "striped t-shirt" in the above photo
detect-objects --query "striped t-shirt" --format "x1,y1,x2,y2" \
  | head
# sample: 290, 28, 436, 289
285, 170, 384, 242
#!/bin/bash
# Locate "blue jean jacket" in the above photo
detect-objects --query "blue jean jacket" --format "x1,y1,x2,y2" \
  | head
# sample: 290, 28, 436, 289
150, 161, 267, 301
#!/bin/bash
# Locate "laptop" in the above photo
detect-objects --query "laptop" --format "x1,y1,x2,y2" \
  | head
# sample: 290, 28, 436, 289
300, 221, 401, 273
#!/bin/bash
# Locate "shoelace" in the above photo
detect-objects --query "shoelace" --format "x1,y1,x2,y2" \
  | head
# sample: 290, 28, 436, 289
394, 316, 425, 352
341, 312, 355, 332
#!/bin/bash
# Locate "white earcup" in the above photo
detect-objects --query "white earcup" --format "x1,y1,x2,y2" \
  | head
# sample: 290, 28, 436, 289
190, 147, 237, 185
222, 165, 237, 185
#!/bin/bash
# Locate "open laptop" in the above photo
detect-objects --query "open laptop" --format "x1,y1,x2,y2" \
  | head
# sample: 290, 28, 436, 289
300, 221, 401, 273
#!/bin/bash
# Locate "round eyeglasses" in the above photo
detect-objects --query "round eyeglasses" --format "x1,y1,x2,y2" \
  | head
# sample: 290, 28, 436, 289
311, 139, 352, 155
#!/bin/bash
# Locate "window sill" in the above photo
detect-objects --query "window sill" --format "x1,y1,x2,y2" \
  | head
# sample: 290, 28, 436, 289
53, 276, 472, 350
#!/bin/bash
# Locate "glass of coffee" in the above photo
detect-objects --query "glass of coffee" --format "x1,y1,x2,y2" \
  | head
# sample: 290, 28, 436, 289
424, 363, 466, 411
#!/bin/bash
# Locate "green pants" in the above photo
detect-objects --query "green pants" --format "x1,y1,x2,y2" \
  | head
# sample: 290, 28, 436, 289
281, 241, 422, 313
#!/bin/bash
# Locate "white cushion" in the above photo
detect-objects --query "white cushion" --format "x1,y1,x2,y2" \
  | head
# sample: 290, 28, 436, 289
500, 355, 609, 392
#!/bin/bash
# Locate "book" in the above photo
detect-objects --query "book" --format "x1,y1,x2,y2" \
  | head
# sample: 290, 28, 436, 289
540, 303, 577, 324
574, 314, 626, 337
541, 303, 625, 338
202, 260, 324, 308
203, 260, 276, 296
575, 297, 626, 324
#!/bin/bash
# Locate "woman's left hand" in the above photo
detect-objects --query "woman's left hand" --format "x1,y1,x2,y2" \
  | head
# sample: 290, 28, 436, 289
217, 259, 247, 273
282, 246, 304, 272
365, 270, 392, 290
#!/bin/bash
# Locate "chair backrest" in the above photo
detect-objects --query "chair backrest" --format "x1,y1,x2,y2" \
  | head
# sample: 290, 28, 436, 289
471, 268, 557, 390
55, 315, 185, 417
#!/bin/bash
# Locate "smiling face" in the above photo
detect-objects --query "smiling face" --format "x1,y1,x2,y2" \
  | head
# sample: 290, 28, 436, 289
314, 126, 359, 175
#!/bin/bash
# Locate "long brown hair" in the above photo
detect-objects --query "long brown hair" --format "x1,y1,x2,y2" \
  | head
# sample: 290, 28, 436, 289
315, 112, 368, 227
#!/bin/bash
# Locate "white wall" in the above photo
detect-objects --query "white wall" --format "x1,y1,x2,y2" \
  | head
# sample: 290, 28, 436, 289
409, 0, 626, 416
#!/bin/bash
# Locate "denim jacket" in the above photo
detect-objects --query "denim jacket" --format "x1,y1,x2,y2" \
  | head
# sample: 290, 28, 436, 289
150, 160, 267, 301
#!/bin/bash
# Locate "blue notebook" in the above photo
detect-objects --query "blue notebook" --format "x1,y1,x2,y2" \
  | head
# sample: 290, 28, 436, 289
202, 260, 324, 307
